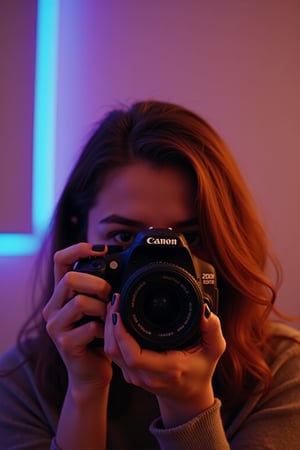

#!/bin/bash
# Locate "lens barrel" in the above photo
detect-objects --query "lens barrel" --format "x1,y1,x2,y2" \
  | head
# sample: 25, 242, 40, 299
119, 262, 203, 351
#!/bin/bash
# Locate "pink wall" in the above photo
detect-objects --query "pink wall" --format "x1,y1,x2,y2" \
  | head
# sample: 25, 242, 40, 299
1, 0, 299, 353
0, 0, 36, 233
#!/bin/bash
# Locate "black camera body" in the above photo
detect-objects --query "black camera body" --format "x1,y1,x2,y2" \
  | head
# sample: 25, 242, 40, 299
75, 228, 218, 351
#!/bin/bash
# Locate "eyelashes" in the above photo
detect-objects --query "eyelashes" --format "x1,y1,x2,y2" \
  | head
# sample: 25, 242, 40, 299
107, 229, 136, 246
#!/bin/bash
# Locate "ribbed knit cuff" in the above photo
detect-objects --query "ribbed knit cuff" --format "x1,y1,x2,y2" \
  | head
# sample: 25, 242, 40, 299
150, 398, 229, 450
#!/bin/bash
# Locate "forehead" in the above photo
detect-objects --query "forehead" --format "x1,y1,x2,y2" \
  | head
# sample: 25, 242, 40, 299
90, 162, 196, 226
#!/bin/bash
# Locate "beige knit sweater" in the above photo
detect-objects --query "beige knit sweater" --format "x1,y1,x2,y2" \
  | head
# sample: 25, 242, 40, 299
0, 322, 299, 449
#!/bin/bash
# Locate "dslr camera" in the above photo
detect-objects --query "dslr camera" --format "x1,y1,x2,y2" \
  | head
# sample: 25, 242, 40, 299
75, 228, 218, 351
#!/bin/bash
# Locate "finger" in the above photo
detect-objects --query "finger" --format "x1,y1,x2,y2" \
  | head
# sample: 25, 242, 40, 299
54, 321, 105, 354
200, 304, 226, 358
104, 293, 142, 361
54, 243, 107, 284
104, 294, 122, 356
45, 294, 108, 335
43, 271, 111, 320
105, 294, 183, 372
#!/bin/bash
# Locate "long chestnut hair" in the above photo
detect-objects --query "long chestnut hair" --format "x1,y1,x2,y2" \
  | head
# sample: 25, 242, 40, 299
17, 100, 281, 409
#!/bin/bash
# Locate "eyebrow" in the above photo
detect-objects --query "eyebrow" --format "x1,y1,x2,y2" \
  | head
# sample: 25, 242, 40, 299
99, 214, 198, 229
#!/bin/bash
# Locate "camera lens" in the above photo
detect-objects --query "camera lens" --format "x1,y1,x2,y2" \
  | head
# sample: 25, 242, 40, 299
143, 288, 180, 326
119, 263, 203, 351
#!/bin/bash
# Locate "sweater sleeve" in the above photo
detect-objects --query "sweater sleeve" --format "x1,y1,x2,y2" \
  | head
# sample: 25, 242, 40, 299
0, 347, 58, 450
150, 399, 230, 450
150, 323, 300, 450
227, 325, 300, 450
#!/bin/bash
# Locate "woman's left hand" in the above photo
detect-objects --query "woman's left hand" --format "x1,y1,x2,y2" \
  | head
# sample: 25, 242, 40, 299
104, 294, 226, 428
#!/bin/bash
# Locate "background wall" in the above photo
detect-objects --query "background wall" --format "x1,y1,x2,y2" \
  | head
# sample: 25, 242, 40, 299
0, 0, 299, 353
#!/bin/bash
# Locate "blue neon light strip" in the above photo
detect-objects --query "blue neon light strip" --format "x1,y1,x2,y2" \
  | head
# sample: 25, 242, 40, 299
0, 0, 59, 256
33, 0, 59, 235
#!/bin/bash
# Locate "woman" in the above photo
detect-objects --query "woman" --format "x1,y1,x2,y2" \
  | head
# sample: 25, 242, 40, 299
0, 100, 299, 449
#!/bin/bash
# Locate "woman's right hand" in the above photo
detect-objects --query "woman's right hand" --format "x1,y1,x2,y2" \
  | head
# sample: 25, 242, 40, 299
42, 243, 113, 393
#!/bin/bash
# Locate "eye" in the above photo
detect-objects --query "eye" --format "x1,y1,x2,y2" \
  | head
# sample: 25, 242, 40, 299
183, 231, 201, 246
108, 230, 136, 246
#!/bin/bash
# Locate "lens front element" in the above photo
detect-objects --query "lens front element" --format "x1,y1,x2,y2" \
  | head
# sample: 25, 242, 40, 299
120, 263, 203, 351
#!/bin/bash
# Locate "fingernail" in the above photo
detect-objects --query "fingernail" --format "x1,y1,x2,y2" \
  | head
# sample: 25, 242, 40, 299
204, 303, 211, 319
92, 244, 105, 252
112, 313, 118, 325
111, 293, 117, 306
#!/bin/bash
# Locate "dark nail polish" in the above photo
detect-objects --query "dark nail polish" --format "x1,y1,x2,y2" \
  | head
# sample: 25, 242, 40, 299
92, 244, 105, 252
111, 293, 116, 306
204, 303, 211, 319
112, 313, 118, 325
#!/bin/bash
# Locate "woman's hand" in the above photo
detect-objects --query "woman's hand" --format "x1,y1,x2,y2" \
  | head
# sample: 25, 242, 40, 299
104, 294, 226, 428
42, 243, 113, 393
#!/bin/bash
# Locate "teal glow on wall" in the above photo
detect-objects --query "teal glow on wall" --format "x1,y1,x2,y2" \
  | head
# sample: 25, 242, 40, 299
0, 0, 59, 256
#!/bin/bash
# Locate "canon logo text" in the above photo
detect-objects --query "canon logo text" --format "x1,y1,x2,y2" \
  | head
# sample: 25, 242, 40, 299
146, 237, 178, 246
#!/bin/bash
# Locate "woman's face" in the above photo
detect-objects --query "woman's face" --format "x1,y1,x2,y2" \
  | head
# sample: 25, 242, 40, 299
87, 162, 200, 250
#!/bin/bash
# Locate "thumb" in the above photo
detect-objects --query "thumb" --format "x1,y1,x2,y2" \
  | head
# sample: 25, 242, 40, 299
200, 303, 226, 360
